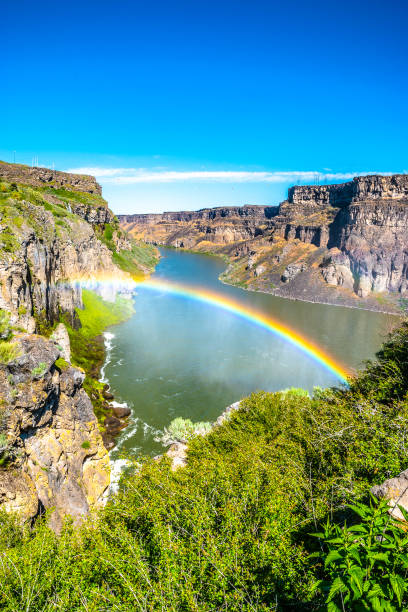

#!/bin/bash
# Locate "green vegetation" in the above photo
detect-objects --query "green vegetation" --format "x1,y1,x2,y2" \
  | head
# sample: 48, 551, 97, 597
31, 362, 48, 379
55, 357, 70, 371
97, 221, 159, 279
0, 310, 20, 364
0, 433, 14, 466
76, 289, 134, 338
81, 441, 91, 449
65, 290, 135, 425
0, 324, 408, 608
313, 498, 408, 610
160, 416, 212, 445
41, 186, 108, 209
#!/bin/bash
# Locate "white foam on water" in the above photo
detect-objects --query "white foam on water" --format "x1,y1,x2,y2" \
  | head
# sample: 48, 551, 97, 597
113, 419, 140, 448
110, 400, 131, 409
100, 331, 115, 384
108, 458, 132, 495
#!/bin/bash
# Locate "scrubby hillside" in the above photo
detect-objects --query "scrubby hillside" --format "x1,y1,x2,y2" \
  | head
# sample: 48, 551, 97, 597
1, 323, 408, 609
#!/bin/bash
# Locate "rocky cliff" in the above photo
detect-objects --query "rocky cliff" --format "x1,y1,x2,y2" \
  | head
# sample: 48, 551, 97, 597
0, 162, 157, 528
0, 334, 109, 531
120, 174, 408, 312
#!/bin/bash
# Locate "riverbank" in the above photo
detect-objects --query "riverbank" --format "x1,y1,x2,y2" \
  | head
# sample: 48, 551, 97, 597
104, 247, 395, 460
64, 290, 136, 439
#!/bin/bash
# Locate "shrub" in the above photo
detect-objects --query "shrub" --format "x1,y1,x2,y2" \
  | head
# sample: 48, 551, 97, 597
311, 498, 408, 610
0, 310, 12, 340
160, 416, 212, 445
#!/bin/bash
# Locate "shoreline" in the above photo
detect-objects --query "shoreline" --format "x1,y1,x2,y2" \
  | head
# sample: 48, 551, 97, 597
219, 275, 402, 317
160, 245, 402, 317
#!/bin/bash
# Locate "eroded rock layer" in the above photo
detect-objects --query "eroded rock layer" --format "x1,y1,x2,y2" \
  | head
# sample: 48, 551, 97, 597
0, 334, 109, 530
120, 174, 408, 311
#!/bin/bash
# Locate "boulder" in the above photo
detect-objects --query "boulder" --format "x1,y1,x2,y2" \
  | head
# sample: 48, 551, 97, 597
281, 263, 306, 283
372, 469, 408, 521
112, 405, 131, 418
50, 323, 71, 362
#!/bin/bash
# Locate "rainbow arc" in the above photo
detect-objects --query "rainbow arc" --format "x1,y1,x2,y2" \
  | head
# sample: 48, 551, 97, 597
71, 275, 350, 382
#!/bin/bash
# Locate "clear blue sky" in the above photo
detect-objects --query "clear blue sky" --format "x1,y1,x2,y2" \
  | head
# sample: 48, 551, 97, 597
2, 0, 407, 213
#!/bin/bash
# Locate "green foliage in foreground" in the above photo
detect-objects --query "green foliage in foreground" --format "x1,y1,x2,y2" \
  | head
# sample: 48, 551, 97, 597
313, 498, 408, 611
1, 323, 408, 609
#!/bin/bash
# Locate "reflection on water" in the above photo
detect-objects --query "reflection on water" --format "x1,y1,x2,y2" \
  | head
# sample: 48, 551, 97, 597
107, 248, 397, 459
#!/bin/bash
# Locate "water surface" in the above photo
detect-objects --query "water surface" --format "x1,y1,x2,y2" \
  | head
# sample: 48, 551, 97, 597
107, 248, 396, 459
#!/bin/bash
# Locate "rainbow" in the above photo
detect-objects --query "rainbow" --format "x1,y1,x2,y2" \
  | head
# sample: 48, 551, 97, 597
70, 275, 350, 382
135, 279, 350, 382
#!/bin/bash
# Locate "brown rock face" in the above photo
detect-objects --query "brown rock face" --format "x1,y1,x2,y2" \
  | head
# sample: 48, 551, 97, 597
119, 205, 278, 249
120, 174, 408, 310
0, 197, 123, 333
0, 334, 109, 531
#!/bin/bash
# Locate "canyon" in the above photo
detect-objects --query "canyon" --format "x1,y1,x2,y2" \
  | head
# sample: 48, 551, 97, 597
120, 174, 408, 312
0, 161, 156, 528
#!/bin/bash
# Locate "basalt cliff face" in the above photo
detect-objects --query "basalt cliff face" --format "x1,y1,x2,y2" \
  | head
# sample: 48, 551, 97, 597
0, 334, 109, 531
0, 162, 124, 334
0, 162, 156, 528
120, 175, 408, 312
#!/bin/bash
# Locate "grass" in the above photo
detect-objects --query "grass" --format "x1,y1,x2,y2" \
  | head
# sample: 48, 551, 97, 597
65, 290, 136, 426
76, 289, 135, 339
0, 325, 408, 608
98, 222, 159, 279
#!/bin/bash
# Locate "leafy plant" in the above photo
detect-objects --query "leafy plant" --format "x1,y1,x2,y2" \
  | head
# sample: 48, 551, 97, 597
311, 497, 408, 610
0, 433, 15, 466
31, 361, 48, 379
0, 310, 12, 340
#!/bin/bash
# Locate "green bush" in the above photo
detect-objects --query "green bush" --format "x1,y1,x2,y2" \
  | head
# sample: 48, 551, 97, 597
160, 416, 212, 445
0, 310, 12, 340
312, 498, 408, 610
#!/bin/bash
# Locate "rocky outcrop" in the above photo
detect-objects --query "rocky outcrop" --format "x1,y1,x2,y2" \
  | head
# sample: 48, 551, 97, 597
0, 162, 158, 528
0, 334, 109, 531
0, 202, 125, 332
120, 175, 408, 312
0, 161, 102, 195
372, 469, 408, 522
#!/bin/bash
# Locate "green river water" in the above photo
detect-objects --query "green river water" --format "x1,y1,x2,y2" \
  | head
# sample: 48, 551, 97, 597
106, 247, 397, 462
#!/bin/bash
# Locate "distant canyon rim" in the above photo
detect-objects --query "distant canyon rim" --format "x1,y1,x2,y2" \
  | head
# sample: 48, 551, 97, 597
120, 174, 408, 314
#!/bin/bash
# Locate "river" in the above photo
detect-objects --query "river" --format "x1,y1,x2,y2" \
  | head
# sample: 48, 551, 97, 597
106, 247, 397, 460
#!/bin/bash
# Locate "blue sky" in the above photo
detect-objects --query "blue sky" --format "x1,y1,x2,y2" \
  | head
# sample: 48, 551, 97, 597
2, 0, 407, 213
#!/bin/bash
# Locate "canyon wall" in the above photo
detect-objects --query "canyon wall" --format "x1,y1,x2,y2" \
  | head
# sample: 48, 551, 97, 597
0, 162, 154, 527
120, 174, 408, 311
0, 334, 109, 531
